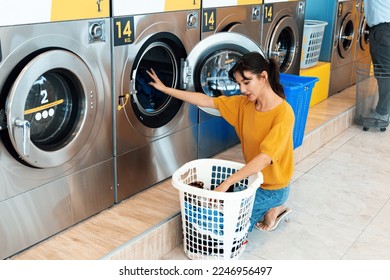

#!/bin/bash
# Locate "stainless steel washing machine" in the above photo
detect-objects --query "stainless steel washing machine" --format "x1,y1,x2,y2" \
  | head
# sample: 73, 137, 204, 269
198, 1, 263, 158
112, 2, 201, 202
351, 0, 371, 84
329, 0, 359, 96
0, 18, 114, 259
261, 0, 305, 75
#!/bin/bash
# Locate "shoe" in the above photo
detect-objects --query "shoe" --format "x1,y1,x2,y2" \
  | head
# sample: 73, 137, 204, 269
366, 110, 389, 122
255, 208, 292, 232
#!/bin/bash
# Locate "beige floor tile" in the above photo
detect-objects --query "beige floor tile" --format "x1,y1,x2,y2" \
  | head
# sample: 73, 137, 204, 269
291, 170, 305, 184
323, 125, 362, 150
307, 153, 390, 196
342, 231, 390, 260
294, 146, 333, 173
244, 211, 360, 260
327, 150, 390, 179
289, 173, 388, 230
336, 128, 390, 158
364, 200, 390, 241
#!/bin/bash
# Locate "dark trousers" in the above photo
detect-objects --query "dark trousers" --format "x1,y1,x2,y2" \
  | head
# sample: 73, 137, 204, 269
369, 23, 390, 115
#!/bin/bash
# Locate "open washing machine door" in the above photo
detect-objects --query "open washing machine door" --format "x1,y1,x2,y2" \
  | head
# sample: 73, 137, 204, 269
181, 32, 265, 116
5, 50, 97, 168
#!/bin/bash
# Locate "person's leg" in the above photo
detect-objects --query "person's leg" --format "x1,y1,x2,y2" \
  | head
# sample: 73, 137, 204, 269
369, 25, 390, 115
248, 186, 290, 232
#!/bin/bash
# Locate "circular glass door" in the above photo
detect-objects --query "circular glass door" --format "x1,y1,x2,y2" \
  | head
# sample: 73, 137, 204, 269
198, 50, 242, 98
6, 50, 96, 168
268, 17, 299, 73
184, 32, 264, 116
338, 13, 355, 58
25, 73, 77, 150
130, 41, 182, 129
358, 16, 369, 51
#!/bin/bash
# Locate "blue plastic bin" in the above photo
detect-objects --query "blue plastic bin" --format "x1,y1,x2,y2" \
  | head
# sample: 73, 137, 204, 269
280, 74, 319, 149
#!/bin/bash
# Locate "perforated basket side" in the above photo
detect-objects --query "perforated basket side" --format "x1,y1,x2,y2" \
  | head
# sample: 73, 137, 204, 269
172, 159, 263, 259
172, 159, 262, 200
301, 20, 328, 69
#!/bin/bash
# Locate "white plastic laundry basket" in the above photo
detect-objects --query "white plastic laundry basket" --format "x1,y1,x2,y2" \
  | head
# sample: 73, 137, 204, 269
300, 20, 328, 69
172, 159, 263, 260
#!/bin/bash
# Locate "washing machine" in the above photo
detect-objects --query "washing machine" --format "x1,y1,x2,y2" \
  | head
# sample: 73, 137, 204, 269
329, 0, 359, 96
261, 0, 305, 75
112, 1, 201, 202
198, 0, 263, 159
0, 2, 114, 259
351, 0, 371, 84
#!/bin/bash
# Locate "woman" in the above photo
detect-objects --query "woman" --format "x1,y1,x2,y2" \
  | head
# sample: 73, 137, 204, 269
147, 51, 294, 231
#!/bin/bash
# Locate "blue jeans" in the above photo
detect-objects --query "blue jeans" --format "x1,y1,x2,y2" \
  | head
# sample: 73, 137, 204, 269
248, 185, 290, 232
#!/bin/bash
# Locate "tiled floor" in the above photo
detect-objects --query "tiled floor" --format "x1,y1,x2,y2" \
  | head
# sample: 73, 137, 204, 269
163, 124, 390, 260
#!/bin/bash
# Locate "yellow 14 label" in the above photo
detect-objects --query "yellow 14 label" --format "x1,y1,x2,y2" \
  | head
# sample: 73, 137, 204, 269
114, 17, 135, 46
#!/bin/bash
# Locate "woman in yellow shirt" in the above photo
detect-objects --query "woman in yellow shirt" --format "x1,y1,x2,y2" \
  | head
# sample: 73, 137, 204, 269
147, 51, 294, 232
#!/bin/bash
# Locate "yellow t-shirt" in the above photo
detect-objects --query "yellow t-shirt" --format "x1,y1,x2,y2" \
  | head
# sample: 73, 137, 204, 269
214, 95, 295, 190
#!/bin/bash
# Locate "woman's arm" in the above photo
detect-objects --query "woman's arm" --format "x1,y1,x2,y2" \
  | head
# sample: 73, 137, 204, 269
147, 68, 215, 108
215, 153, 272, 192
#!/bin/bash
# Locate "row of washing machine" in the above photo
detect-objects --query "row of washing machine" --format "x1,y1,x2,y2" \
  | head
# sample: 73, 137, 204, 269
113, 0, 306, 203
0, 0, 306, 259
305, 0, 371, 96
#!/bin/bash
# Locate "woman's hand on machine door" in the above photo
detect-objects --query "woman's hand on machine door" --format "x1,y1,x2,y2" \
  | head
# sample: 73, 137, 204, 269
147, 68, 168, 93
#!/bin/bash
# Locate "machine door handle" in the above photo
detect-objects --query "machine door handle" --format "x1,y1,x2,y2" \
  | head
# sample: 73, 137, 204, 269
14, 118, 31, 156
129, 79, 137, 95
180, 59, 191, 89
271, 49, 287, 57
341, 34, 354, 41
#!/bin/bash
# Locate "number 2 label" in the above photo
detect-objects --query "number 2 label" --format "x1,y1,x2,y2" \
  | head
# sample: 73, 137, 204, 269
40, 89, 49, 104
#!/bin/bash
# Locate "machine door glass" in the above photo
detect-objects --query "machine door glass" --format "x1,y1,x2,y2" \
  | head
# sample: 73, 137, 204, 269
198, 50, 243, 97
338, 13, 355, 58
183, 32, 264, 116
127, 39, 184, 134
5, 50, 96, 168
267, 16, 299, 73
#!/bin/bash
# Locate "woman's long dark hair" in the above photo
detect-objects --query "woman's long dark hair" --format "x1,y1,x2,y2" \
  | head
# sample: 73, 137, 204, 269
228, 51, 285, 99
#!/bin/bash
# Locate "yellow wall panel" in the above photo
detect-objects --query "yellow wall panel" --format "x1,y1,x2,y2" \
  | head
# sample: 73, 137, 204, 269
51, 0, 110, 21
164, 0, 200, 11
237, 0, 263, 5
300, 62, 331, 107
